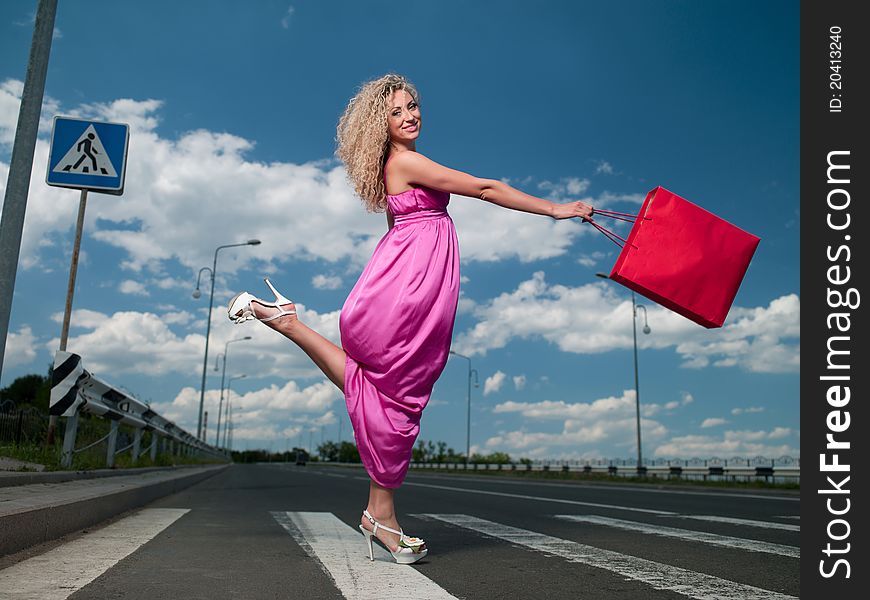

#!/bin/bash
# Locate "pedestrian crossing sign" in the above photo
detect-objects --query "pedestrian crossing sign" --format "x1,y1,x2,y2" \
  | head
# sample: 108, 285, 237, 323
46, 116, 129, 195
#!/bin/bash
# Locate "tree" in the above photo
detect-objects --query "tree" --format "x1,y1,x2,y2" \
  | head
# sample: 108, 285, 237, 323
338, 441, 360, 463
318, 441, 339, 461
0, 372, 50, 412
436, 441, 447, 462
412, 439, 427, 462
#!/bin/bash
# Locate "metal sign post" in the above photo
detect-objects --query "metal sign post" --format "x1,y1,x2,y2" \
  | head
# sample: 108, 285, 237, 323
59, 189, 88, 351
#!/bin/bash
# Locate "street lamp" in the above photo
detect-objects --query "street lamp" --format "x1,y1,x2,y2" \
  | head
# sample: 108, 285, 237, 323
192, 239, 261, 440
225, 374, 246, 451
448, 350, 479, 465
596, 273, 650, 473
215, 336, 251, 447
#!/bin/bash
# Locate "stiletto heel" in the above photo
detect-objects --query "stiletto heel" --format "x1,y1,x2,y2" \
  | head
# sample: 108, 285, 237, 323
227, 278, 297, 324
264, 277, 292, 305
359, 510, 427, 564
358, 524, 375, 560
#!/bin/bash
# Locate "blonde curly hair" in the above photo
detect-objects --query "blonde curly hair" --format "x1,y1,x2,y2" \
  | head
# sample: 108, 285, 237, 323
336, 73, 420, 213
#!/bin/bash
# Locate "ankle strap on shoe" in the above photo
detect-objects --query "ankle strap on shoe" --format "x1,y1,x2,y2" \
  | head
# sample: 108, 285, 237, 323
363, 509, 402, 537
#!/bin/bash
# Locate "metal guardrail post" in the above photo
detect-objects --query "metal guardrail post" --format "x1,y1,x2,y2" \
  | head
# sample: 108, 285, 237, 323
60, 413, 79, 468
132, 428, 142, 464
106, 420, 119, 467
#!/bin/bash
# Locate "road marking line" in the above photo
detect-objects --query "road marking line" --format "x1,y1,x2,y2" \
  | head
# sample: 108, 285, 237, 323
416, 514, 797, 600
776, 515, 800, 520
400, 472, 800, 502
0, 508, 189, 600
556, 515, 799, 558
352, 477, 676, 515
671, 515, 800, 532
271, 511, 457, 600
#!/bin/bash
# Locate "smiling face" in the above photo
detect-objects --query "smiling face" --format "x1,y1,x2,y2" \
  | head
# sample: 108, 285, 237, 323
387, 88, 421, 148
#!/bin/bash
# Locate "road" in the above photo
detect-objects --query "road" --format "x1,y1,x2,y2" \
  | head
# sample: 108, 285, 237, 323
0, 463, 800, 599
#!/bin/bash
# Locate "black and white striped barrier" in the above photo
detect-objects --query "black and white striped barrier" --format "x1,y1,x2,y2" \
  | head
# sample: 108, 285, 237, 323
50, 351, 226, 468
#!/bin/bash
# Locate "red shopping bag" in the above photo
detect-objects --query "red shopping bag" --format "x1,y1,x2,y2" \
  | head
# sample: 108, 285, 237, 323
590, 186, 760, 328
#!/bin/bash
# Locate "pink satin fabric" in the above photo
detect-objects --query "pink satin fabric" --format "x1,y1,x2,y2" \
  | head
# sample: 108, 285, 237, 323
339, 171, 460, 488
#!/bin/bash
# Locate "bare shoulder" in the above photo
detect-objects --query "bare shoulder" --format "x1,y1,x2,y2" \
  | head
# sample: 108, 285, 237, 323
391, 150, 437, 169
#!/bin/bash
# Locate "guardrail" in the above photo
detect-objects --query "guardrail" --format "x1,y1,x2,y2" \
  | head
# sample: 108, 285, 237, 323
50, 351, 227, 468
408, 456, 800, 484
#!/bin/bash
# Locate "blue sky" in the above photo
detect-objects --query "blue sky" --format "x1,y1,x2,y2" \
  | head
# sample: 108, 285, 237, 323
1, 1, 799, 461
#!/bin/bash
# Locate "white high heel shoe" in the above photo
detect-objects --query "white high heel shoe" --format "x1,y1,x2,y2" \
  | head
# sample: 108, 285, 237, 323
359, 510, 428, 564
227, 278, 297, 324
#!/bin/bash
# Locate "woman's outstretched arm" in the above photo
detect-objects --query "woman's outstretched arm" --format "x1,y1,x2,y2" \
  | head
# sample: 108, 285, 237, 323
390, 151, 593, 221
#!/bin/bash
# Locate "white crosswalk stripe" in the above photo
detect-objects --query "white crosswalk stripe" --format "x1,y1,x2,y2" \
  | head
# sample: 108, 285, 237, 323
271, 511, 458, 600
556, 514, 799, 557
0, 508, 189, 600
670, 514, 800, 532
415, 513, 797, 600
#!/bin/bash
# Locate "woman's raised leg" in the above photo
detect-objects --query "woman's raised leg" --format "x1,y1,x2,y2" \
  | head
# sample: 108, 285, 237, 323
251, 303, 346, 392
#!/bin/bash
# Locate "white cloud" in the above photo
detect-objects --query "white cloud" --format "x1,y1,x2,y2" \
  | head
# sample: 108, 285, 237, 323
731, 406, 765, 415
43, 301, 342, 381
653, 428, 798, 459
312, 274, 342, 290
483, 370, 506, 396
665, 392, 694, 410
512, 374, 526, 390
486, 389, 669, 458
576, 250, 609, 268
450, 193, 593, 263
119, 279, 149, 296
3, 326, 38, 369
149, 378, 341, 442
595, 161, 614, 175
674, 294, 800, 373
595, 191, 646, 205
452, 271, 799, 374
280, 6, 295, 29
469, 389, 793, 460
700, 417, 728, 428
538, 177, 591, 198
45, 309, 206, 377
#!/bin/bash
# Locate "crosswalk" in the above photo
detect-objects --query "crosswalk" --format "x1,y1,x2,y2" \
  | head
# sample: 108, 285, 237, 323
0, 507, 799, 599
553, 514, 799, 557
415, 513, 797, 600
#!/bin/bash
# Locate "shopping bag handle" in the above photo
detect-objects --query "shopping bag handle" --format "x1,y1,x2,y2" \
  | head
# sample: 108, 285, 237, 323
586, 218, 634, 248
584, 209, 646, 249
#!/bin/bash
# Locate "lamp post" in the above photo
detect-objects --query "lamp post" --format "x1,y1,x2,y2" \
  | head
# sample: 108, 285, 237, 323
215, 336, 251, 447
596, 273, 650, 473
225, 374, 246, 451
448, 350, 478, 465
193, 239, 260, 440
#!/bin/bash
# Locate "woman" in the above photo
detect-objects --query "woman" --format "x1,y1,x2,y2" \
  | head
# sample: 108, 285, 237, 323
228, 73, 594, 564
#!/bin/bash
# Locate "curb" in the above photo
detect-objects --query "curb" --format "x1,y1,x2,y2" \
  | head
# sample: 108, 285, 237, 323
0, 461, 230, 488
0, 463, 229, 557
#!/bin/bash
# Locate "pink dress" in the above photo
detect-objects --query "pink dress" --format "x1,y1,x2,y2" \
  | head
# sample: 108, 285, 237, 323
339, 165, 460, 489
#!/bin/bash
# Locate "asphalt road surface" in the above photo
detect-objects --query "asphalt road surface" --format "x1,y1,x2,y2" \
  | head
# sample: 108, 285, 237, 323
1, 463, 800, 599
